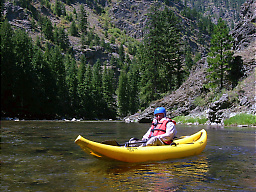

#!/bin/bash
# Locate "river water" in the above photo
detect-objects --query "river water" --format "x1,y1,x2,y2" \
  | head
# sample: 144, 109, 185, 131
1, 121, 255, 191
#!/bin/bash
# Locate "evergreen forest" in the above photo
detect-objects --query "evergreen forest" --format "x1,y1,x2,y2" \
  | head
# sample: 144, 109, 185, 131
1, 0, 245, 120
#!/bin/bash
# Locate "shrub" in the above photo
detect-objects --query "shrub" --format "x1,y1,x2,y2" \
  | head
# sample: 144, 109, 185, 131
224, 113, 256, 126
193, 96, 206, 107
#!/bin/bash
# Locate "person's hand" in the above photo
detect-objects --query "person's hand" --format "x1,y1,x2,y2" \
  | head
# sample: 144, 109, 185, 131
152, 119, 157, 125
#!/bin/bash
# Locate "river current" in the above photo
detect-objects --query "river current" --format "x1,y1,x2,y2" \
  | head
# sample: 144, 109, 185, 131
1, 121, 255, 191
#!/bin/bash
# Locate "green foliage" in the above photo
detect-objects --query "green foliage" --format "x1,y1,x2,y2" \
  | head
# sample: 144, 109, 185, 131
65, 54, 78, 114
181, 7, 214, 36
90, 59, 111, 118
54, 0, 66, 17
2, 1, 244, 120
70, 21, 78, 36
116, 59, 140, 117
1, 20, 59, 118
79, 5, 88, 34
1, 20, 17, 116
119, 43, 125, 63
136, 7, 184, 107
40, 16, 53, 41
193, 96, 207, 107
65, 12, 74, 22
108, 28, 121, 38
127, 41, 137, 55
206, 18, 234, 91
117, 70, 129, 116
80, 28, 100, 47
110, 36, 115, 44
53, 26, 70, 51
102, 64, 116, 118
183, 0, 245, 28
77, 61, 94, 118
194, 52, 202, 63
1, 20, 118, 119
224, 114, 256, 126
127, 61, 140, 114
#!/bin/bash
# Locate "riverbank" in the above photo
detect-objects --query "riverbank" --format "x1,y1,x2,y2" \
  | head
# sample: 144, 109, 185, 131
1, 117, 123, 123
3, 113, 255, 128
173, 113, 256, 127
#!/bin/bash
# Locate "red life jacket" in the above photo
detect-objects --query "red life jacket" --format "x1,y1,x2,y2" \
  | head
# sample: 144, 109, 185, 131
150, 118, 176, 145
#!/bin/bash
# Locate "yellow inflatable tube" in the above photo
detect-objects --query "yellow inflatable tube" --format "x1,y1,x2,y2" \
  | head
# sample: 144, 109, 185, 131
75, 129, 207, 163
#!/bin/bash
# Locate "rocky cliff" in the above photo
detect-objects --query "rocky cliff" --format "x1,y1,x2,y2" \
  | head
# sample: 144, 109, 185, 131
127, 0, 256, 125
231, 0, 256, 74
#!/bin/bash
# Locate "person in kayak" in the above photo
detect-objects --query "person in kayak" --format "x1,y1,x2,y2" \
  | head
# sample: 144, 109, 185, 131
142, 107, 177, 146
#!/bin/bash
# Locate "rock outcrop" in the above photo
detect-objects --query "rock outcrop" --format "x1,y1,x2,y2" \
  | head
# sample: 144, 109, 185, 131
3, 2, 32, 31
207, 94, 231, 124
231, 0, 256, 74
128, 0, 256, 124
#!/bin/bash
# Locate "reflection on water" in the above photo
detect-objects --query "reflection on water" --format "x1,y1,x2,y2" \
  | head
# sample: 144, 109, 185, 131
74, 156, 209, 191
1, 121, 255, 191
107, 156, 209, 191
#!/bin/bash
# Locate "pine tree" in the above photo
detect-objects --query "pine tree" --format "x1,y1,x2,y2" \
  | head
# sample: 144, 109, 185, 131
102, 64, 116, 118
91, 59, 103, 117
78, 60, 94, 119
137, 6, 183, 107
1, 20, 16, 116
117, 70, 129, 116
70, 21, 78, 36
79, 5, 88, 34
78, 54, 86, 84
83, 63, 94, 118
55, 27, 70, 52
12, 29, 35, 117
207, 18, 234, 91
138, 6, 162, 106
49, 46, 68, 115
137, 43, 156, 108
54, 0, 66, 17
32, 45, 58, 118
54, 0, 62, 17
127, 61, 140, 114
81, 33, 86, 49
65, 54, 78, 115
160, 7, 183, 91
119, 43, 125, 63
43, 45, 59, 116
42, 16, 53, 41
77, 54, 87, 117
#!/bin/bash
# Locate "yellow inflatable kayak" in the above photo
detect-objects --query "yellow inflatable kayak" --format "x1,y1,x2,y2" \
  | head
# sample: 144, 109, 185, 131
75, 129, 207, 163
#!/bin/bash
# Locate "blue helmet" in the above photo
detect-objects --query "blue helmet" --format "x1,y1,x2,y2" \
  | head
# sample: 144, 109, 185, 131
154, 107, 166, 117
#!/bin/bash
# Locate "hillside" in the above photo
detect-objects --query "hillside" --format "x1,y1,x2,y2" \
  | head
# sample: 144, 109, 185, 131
182, 0, 246, 28
2, 0, 215, 63
2, 0, 246, 64
1, 0, 255, 122
127, 0, 256, 124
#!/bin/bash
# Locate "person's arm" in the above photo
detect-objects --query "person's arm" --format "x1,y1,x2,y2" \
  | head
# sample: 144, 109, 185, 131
157, 122, 177, 142
142, 127, 152, 140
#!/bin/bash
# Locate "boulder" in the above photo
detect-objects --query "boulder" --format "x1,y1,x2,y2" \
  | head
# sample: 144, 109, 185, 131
207, 94, 232, 124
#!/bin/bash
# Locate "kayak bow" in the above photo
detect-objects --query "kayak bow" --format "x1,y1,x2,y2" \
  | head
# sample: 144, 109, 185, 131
75, 129, 207, 163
